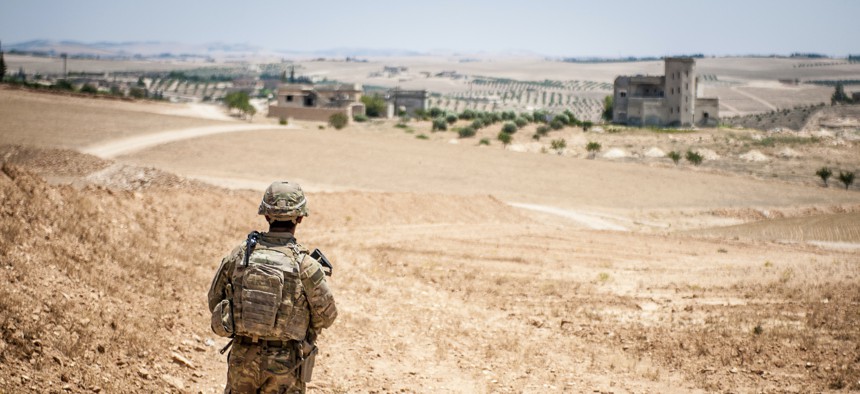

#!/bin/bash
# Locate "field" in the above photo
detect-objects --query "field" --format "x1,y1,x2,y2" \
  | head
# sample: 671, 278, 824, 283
9, 55, 860, 120
0, 84, 859, 394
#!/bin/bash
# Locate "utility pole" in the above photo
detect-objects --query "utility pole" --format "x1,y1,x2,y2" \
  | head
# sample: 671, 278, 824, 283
60, 53, 68, 78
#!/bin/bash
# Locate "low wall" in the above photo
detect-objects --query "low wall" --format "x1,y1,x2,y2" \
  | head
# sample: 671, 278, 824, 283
268, 106, 350, 123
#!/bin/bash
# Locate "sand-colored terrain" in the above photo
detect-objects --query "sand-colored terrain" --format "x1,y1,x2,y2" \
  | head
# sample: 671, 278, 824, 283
1, 88, 859, 393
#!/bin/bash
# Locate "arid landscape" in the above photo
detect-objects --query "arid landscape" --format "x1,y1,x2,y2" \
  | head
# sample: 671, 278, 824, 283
1, 78, 859, 394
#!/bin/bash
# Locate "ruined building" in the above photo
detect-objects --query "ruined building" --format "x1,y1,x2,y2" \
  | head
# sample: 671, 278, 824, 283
612, 58, 719, 127
268, 83, 365, 122
385, 88, 429, 118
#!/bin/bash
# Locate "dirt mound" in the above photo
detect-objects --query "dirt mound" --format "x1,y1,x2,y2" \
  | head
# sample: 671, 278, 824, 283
0, 144, 207, 191
778, 147, 802, 159
690, 212, 860, 243
601, 148, 627, 159
0, 164, 258, 392
644, 147, 666, 158
739, 149, 769, 162
0, 144, 110, 177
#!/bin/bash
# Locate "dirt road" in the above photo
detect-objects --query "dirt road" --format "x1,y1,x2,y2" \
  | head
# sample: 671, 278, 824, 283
81, 124, 290, 158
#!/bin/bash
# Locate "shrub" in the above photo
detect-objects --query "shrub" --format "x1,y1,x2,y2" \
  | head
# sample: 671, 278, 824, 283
128, 87, 147, 98
582, 121, 593, 131
554, 114, 570, 125
80, 84, 98, 94
502, 122, 518, 134
479, 138, 491, 146
446, 114, 458, 124
471, 119, 485, 129
328, 113, 349, 129
429, 107, 444, 118
497, 132, 512, 146
668, 151, 681, 165
532, 133, 541, 140
459, 109, 476, 120
602, 95, 614, 121
395, 122, 408, 129
360, 94, 386, 117
550, 119, 564, 130
502, 111, 516, 120
414, 108, 428, 120
536, 125, 550, 136
432, 118, 448, 131
458, 127, 477, 138
563, 109, 580, 126
586, 141, 601, 159
416, 134, 429, 140
318, 125, 325, 130
514, 117, 528, 128
279, 118, 288, 126
53, 79, 75, 91
520, 113, 534, 123
838, 171, 855, 190
816, 167, 833, 187
686, 150, 703, 166
533, 110, 548, 123
550, 139, 567, 153
353, 114, 368, 122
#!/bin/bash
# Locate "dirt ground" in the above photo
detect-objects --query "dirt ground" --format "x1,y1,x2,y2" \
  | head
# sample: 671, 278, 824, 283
1, 89, 859, 393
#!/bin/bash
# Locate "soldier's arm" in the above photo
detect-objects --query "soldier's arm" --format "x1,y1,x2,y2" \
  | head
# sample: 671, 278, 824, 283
207, 245, 242, 312
300, 255, 338, 331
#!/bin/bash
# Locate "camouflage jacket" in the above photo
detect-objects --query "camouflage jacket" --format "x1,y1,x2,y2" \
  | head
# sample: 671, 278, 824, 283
207, 231, 337, 339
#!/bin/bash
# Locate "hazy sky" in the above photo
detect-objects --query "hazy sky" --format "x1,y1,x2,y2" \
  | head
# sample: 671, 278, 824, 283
1, 0, 859, 57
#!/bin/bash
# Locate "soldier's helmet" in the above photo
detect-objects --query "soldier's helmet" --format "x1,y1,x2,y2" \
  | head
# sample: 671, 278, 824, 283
258, 181, 309, 222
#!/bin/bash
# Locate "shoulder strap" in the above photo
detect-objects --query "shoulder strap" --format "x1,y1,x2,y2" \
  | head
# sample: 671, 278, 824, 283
242, 231, 262, 267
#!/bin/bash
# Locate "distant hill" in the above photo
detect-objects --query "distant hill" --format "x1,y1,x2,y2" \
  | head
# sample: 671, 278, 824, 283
5, 40, 431, 60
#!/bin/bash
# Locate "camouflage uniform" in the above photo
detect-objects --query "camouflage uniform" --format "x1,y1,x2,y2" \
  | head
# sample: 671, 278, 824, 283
208, 182, 337, 394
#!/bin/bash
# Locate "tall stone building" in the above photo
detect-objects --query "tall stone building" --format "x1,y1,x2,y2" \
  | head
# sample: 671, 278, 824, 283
612, 58, 719, 127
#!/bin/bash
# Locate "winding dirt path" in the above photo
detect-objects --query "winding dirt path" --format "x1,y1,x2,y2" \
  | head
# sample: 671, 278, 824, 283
731, 86, 777, 111
508, 202, 629, 231
81, 124, 291, 159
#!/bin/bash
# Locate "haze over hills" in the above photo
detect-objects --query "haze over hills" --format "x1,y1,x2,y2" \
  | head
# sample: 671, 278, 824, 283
6, 39, 854, 61
6, 39, 459, 60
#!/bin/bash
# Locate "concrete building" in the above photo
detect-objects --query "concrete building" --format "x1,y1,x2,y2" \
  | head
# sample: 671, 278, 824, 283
385, 88, 429, 118
612, 58, 719, 127
268, 83, 366, 122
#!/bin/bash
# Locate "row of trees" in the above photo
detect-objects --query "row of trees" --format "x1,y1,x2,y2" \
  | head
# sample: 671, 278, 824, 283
816, 167, 855, 189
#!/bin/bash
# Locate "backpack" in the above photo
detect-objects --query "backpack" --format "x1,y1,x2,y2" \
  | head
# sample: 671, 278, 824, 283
230, 234, 310, 341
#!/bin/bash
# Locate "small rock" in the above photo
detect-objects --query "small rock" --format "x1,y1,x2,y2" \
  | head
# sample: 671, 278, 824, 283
61, 374, 70, 383
172, 352, 195, 369
204, 339, 215, 347
730, 367, 738, 374
97, 344, 105, 353
161, 374, 184, 390
137, 367, 152, 380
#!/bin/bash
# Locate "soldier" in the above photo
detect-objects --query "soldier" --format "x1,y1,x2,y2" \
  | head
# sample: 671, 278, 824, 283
208, 181, 337, 394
